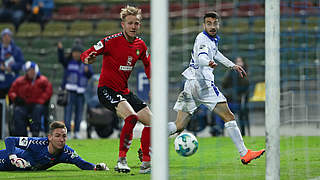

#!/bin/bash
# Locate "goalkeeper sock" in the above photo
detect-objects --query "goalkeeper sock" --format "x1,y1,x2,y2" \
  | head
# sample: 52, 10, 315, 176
225, 120, 248, 157
119, 114, 138, 158
168, 122, 177, 136
141, 126, 151, 161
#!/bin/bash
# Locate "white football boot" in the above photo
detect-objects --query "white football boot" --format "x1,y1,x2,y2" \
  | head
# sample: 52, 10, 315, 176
114, 157, 130, 173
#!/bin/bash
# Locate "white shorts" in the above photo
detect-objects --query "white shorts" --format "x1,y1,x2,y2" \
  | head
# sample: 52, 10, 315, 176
173, 79, 226, 114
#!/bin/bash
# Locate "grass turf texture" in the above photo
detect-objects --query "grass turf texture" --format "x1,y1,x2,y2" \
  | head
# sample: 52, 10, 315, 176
0, 136, 319, 180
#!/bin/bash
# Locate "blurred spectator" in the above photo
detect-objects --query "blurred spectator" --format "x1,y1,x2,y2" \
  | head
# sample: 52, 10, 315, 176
0, 0, 32, 32
0, 28, 25, 137
57, 39, 93, 139
28, 0, 54, 31
221, 57, 250, 136
0, 28, 25, 98
85, 74, 100, 109
8, 61, 53, 137
85, 74, 119, 138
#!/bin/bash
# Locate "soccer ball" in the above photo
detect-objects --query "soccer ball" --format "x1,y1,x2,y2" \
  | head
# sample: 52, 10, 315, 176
174, 133, 198, 157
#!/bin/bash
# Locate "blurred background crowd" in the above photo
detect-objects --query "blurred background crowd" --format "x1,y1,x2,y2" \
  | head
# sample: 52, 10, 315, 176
0, 0, 319, 139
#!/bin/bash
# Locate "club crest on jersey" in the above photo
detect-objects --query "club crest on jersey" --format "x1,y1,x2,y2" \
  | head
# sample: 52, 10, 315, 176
19, 137, 29, 146
136, 49, 140, 56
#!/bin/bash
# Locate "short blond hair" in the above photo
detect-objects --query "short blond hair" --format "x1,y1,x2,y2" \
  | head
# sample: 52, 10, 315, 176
120, 5, 142, 21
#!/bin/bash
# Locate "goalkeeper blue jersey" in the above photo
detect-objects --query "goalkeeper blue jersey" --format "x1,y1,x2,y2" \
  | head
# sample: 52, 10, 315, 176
0, 137, 95, 171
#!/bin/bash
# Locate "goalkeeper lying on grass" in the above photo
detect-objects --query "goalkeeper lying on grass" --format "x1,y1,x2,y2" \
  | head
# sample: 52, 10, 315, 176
0, 121, 108, 171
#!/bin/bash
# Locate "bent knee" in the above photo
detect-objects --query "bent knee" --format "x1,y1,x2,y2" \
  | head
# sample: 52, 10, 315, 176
221, 112, 235, 122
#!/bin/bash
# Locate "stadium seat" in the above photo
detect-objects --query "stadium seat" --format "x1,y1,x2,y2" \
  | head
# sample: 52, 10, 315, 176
186, 2, 209, 18
171, 18, 199, 34
280, 1, 294, 16
30, 38, 54, 55
79, 5, 108, 20
138, 4, 150, 19
222, 18, 249, 34
42, 22, 67, 37
306, 17, 319, 32
94, 21, 120, 36
79, 0, 103, 3
237, 2, 264, 17
107, 4, 124, 20
280, 18, 303, 32
68, 21, 93, 36
252, 18, 265, 33
52, 5, 80, 21
54, 0, 78, 4
169, 3, 183, 18
292, 1, 318, 16
16, 23, 41, 38
0, 23, 15, 33
249, 82, 266, 102
215, 2, 235, 17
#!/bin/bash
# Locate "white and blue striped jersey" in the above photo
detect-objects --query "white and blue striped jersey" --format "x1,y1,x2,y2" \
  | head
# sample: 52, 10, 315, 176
0, 137, 95, 171
182, 30, 235, 82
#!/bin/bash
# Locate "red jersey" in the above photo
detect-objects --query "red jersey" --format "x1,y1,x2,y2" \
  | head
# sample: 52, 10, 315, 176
80, 32, 151, 94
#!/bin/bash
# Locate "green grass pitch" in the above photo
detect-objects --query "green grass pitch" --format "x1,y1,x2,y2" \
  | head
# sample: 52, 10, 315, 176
0, 136, 319, 180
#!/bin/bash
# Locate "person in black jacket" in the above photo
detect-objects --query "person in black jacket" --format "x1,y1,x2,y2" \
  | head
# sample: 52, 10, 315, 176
221, 56, 250, 136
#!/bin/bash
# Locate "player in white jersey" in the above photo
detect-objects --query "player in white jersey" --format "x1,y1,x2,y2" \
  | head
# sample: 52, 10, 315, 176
168, 11, 265, 165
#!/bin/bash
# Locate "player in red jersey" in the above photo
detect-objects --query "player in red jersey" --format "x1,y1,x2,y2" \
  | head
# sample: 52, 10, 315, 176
80, 5, 154, 174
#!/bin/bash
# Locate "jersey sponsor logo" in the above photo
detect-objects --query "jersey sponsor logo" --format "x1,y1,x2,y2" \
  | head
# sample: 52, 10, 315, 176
19, 137, 29, 146
136, 49, 140, 56
119, 66, 133, 71
94, 41, 103, 50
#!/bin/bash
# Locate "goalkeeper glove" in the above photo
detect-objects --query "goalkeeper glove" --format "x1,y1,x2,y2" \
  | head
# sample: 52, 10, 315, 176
9, 154, 31, 169
94, 163, 109, 171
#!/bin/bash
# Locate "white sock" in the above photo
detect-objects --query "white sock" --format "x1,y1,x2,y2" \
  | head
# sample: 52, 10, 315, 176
224, 120, 248, 157
168, 122, 177, 136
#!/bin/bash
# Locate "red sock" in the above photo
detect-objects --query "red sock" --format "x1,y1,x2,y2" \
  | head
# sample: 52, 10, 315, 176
141, 126, 151, 161
119, 114, 138, 158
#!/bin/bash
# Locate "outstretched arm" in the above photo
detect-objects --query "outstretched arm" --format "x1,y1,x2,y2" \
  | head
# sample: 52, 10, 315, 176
80, 39, 106, 64
214, 50, 246, 78
63, 146, 108, 170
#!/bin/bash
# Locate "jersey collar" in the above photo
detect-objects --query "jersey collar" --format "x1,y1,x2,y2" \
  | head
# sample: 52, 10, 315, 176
121, 32, 137, 43
203, 30, 220, 45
